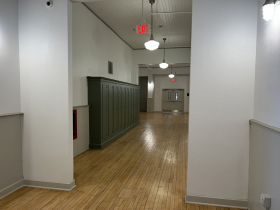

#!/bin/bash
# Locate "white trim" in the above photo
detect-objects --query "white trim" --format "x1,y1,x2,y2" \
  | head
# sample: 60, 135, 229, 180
0, 112, 24, 118
185, 195, 248, 209
250, 119, 280, 134
24, 180, 76, 191
73, 105, 90, 109
186, 201, 248, 209
0, 179, 24, 200
74, 148, 89, 157
0, 179, 76, 200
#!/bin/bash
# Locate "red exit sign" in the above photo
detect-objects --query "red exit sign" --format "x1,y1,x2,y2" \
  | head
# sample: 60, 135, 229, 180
172, 78, 176, 82
136, 24, 150, 34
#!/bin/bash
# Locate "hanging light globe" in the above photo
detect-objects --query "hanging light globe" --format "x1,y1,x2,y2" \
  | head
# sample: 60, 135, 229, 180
159, 38, 169, 69
145, 39, 160, 51
169, 73, 174, 78
159, 62, 169, 69
262, 0, 275, 21
144, 0, 159, 51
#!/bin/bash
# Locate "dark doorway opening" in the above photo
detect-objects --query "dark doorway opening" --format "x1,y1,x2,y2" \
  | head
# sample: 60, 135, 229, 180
139, 76, 148, 112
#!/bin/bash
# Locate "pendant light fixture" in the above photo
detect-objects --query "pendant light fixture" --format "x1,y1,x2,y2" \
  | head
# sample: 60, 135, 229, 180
144, 0, 160, 51
263, 0, 275, 21
159, 38, 169, 69
169, 65, 175, 78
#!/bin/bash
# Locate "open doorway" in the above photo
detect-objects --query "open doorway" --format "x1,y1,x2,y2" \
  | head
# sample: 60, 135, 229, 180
162, 89, 184, 113
139, 76, 148, 112
139, 63, 190, 113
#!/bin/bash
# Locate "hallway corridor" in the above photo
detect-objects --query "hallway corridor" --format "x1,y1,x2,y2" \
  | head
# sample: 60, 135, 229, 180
0, 113, 238, 210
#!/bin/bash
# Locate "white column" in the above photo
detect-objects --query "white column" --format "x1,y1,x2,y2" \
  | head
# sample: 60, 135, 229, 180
187, 0, 258, 201
19, 0, 74, 186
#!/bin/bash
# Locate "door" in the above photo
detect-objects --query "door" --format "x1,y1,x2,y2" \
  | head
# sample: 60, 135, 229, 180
162, 89, 184, 113
139, 77, 148, 112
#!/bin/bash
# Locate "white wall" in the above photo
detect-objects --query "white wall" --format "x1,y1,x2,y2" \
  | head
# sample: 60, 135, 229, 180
134, 48, 191, 66
248, 1, 280, 209
187, 0, 258, 201
73, 3, 134, 106
135, 49, 190, 98
19, 0, 73, 184
0, 0, 21, 114
73, 106, 89, 157
139, 67, 190, 98
0, 115, 23, 196
133, 48, 190, 86
139, 67, 190, 112
249, 123, 280, 210
154, 75, 189, 112
254, 0, 280, 128
72, 3, 190, 106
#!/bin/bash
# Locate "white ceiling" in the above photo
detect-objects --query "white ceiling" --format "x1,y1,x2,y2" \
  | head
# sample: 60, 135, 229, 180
83, 0, 192, 50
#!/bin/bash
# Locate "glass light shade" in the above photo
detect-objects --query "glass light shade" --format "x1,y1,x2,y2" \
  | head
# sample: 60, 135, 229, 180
169, 74, 174, 78
144, 40, 160, 51
159, 62, 169, 69
263, 3, 275, 21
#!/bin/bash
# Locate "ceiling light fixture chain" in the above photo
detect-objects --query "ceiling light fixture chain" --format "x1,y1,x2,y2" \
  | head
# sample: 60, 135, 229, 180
144, 0, 159, 50
169, 65, 175, 78
150, 0, 154, 40
163, 38, 166, 62
159, 38, 169, 69
142, 0, 145, 23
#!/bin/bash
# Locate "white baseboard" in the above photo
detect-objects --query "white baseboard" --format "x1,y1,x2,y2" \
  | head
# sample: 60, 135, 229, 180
185, 194, 248, 209
24, 180, 76, 191
74, 148, 89, 157
0, 179, 76, 200
0, 179, 25, 200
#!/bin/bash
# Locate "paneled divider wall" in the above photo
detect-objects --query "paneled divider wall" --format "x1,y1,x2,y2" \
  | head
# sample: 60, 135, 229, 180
87, 77, 140, 149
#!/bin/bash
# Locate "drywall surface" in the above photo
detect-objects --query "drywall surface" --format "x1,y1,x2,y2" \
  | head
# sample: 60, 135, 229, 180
73, 106, 89, 157
248, 0, 280, 209
248, 123, 280, 210
19, 0, 73, 184
254, 0, 280, 128
139, 67, 190, 112
0, 0, 21, 114
187, 0, 257, 200
133, 48, 190, 85
133, 48, 191, 66
139, 66, 190, 98
0, 115, 23, 192
154, 75, 189, 112
73, 3, 134, 106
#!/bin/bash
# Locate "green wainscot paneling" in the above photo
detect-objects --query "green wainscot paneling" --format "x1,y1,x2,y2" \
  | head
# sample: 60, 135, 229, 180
87, 77, 140, 149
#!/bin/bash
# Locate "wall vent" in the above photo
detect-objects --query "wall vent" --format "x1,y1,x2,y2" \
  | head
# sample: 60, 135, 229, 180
108, 61, 113, 74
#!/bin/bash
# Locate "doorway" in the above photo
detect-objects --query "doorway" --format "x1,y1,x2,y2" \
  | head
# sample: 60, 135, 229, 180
139, 76, 148, 112
162, 89, 184, 113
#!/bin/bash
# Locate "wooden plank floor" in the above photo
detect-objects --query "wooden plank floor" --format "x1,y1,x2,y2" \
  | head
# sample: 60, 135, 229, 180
0, 113, 241, 210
